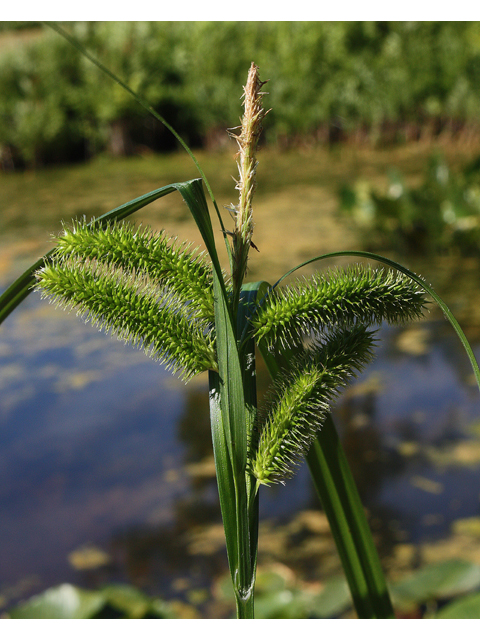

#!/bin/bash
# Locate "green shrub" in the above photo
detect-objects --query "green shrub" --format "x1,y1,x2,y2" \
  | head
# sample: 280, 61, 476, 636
2, 22, 480, 166
339, 154, 480, 255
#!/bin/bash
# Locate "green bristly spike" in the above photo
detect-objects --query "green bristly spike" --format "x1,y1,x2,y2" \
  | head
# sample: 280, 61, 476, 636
54, 221, 216, 326
250, 325, 376, 486
35, 259, 217, 381
251, 266, 428, 348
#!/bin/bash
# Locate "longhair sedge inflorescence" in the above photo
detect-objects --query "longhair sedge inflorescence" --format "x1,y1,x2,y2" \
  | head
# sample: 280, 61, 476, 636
54, 219, 216, 326
34, 223, 218, 381
251, 266, 428, 350
246, 265, 428, 486
227, 62, 270, 291
249, 325, 377, 486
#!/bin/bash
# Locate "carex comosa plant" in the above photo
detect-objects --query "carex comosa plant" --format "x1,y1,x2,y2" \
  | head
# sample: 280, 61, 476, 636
2, 24, 480, 619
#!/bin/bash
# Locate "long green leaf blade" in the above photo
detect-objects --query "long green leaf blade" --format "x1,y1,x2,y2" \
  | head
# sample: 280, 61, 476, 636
237, 282, 270, 579
208, 369, 241, 585
173, 180, 224, 287
176, 179, 254, 616
212, 274, 250, 589
306, 417, 395, 618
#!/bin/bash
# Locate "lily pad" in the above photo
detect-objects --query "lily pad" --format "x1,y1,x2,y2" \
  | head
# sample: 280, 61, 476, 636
309, 575, 352, 618
9, 584, 106, 619
391, 559, 480, 609
8, 583, 173, 619
254, 588, 308, 619
437, 591, 480, 618
100, 584, 155, 618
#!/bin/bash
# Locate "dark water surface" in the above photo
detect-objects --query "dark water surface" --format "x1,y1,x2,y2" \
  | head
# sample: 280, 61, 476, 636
2, 256, 480, 613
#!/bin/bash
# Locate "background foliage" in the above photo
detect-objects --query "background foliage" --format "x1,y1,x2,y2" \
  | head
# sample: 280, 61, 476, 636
339, 154, 480, 256
2, 21, 480, 167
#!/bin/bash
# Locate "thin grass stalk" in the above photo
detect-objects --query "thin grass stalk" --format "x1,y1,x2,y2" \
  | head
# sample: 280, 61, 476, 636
306, 416, 395, 618
43, 21, 233, 273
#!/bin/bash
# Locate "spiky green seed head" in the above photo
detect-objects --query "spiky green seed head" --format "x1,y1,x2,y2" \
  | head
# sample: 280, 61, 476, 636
251, 265, 428, 350
35, 247, 217, 381
249, 325, 377, 485
54, 220, 216, 327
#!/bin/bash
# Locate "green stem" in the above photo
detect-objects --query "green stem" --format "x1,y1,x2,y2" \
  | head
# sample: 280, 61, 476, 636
306, 414, 395, 619
236, 590, 255, 619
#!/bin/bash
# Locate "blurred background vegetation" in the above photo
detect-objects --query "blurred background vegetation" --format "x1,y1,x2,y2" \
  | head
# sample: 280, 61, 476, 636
2, 21, 480, 169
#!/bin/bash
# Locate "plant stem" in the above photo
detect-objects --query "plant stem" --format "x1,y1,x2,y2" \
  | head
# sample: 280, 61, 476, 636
236, 590, 255, 619
306, 414, 395, 619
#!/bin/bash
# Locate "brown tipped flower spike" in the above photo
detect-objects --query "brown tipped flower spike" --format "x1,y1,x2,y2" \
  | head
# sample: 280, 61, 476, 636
228, 62, 269, 293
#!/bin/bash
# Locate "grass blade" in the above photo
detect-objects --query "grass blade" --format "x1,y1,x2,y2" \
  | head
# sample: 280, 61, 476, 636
176, 178, 255, 616
211, 273, 252, 615
306, 416, 395, 618
173, 180, 224, 290
237, 283, 271, 577
208, 368, 243, 594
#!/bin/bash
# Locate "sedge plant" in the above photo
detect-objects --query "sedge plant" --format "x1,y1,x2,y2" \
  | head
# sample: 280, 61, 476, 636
2, 25, 480, 619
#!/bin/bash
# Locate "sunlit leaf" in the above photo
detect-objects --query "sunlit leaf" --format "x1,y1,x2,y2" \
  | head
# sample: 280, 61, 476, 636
100, 584, 172, 619
8, 583, 174, 619
436, 591, 480, 618
254, 588, 307, 619
391, 559, 480, 608
309, 575, 352, 618
9, 584, 106, 619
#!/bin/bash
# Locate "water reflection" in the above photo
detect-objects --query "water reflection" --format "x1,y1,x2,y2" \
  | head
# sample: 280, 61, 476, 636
2, 254, 480, 614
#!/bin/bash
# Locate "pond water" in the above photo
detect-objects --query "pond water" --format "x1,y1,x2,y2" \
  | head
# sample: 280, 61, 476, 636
2, 148, 480, 616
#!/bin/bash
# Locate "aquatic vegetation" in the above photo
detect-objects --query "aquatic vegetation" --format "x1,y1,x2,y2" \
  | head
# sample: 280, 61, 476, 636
339, 155, 480, 255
